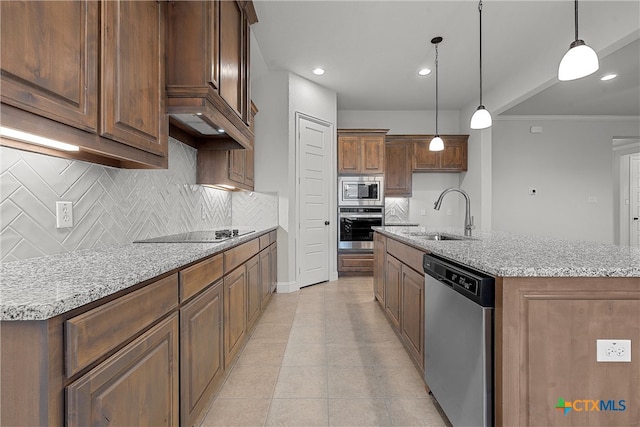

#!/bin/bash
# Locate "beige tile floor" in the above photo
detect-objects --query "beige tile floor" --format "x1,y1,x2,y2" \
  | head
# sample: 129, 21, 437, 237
200, 276, 450, 427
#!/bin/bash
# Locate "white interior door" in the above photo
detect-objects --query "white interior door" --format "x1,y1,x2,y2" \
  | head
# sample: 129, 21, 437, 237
297, 114, 332, 287
631, 154, 640, 247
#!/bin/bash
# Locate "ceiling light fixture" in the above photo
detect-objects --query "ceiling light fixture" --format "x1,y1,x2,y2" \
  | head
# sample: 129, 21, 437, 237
429, 37, 444, 152
0, 126, 80, 152
312, 67, 325, 76
418, 68, 431, 76
470, 0, 492, 130
558, 0, 599, 81
600, 74, 617, 81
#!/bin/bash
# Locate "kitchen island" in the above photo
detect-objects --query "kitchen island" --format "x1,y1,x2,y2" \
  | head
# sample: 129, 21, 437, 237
0, 226, 278, 427
374, 226, 639, 427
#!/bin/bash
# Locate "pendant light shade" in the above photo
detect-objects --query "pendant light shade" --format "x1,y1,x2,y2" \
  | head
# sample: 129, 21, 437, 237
429, 36, 444, 152
470, 0, 492, 130
470, 106, 492, 129
558, 0, 599, 81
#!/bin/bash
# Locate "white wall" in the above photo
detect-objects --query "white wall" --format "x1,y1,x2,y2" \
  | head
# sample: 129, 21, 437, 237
338, 110, 459, 135
251, 52, 338, 287
492, 117, 640, 243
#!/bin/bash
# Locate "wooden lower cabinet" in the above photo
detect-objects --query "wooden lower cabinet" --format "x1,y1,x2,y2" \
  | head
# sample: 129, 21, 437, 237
260, 247, 272, 307
373, 233, 386, 305
224, 265, 247, 368
400, 264, 424, 371
180, 281, 224, 427
67, 313, 179, 427
338, 252, 374, 273
270, 242, 277, 292
385, 255, 401, 328
246, 254, 261, 331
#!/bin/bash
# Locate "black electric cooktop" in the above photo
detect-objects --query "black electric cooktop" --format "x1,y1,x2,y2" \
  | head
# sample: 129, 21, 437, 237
134, 229, 255, 243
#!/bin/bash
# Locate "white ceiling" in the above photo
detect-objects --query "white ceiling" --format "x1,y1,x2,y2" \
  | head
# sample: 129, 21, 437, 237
251, 0, 640, 116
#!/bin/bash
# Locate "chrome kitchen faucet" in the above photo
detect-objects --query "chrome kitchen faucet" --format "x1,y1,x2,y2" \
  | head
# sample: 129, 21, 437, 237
434, 188, 474, 236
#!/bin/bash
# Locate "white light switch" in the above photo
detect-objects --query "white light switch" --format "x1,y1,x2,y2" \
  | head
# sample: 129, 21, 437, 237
56, 201, 73, 228
420, 209, 426, 216
588, 196, 598, 204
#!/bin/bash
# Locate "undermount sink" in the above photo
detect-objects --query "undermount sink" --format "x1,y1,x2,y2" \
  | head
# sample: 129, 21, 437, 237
407, 231, 466, 240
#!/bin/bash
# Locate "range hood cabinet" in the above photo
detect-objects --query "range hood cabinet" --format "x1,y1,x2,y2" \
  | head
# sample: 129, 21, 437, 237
166, 0, 257, 150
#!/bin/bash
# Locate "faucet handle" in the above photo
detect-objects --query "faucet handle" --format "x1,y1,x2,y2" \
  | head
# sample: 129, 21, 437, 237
470, 216, 475, 230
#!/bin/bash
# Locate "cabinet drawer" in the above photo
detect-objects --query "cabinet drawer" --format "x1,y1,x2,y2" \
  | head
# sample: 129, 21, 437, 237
386, 239, 425, 274
338, 253, 374, 272
269, 230, 277, 245
224, 238, 260, 273
65, 274, 179, 378
179, 254, 223, 302
259, 234, 270, 251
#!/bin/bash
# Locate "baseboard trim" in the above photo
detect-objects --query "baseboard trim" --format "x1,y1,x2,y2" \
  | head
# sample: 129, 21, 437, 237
276, 281, 299, 293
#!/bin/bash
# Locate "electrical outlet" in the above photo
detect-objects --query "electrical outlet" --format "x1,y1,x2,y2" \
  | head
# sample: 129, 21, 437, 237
529, 188, 537, 196
587, 196, 598, 204
447, 208, 452, 216
56, 201, 73, 228
597, 339, 631, 362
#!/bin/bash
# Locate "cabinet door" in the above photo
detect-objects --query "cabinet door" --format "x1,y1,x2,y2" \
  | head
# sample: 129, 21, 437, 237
385, 139, 412, 197
412, 139, 440, 171
270, 243, 278, 293
246, 254, 261, 331
360, 136, 384, 174
224, 265, 247, 368
229, 149, 246, 185
101, 0, 167, 157
373, 234, 386, 306
245, 148, 255, 188
338, 136, 360, 174
400, 265, 425, 371
385, 255, 401, 329
441, 137, 468, 171
219, 0, 244, 119
260, 248, 272, 308
180, 282, 224, 427
0, 1, 98, 132
67, 314, 179, 427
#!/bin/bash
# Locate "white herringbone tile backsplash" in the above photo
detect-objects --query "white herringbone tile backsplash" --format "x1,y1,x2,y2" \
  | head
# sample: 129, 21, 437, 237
1, 138, 276, 262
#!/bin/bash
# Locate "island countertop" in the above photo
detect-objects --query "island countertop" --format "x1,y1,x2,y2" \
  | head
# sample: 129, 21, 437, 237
374, 226, 640, 278
0, 226, 277, 321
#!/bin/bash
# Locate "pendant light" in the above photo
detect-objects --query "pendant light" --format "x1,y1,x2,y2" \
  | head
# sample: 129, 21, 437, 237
558, 0, 599, 81
470, 0, 492, 129
429, 37, 444, 152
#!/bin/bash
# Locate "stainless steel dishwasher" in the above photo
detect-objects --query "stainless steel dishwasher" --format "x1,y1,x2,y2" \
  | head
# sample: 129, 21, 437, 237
423, 254, 495, 427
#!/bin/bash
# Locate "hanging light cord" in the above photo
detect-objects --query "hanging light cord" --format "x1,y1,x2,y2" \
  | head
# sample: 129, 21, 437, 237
574, 0, 579, 40
434, 41, 439, 135
478, 0, 483, 106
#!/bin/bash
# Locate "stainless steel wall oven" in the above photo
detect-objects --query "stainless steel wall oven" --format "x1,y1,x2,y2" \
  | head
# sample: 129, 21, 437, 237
338, 206, 383, 250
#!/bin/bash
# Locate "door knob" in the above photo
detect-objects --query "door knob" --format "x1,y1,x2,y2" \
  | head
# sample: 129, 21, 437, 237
325, 221, 330, 225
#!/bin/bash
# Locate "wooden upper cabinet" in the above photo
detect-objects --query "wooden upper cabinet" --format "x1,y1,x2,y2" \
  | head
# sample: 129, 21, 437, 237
412, 135, 468, 172
0, 0, 168, 168
337, 129, 388, 175
219, 0, 245, 121
166, 1, 257, 149
0, 1, 99, 132
384, 137, 413, 197
101, 0, 167, 157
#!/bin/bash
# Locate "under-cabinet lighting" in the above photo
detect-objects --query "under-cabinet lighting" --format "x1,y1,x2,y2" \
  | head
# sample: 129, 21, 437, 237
600, 74, 617, 81
0, 126, 79, 152
218, 129, 225, 133
312, 68, 326, 76
418, 68, 431, 76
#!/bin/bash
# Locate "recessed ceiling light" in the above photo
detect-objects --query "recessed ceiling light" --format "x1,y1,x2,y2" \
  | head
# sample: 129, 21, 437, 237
313, 68, 325, 76
418, 68, 431, 76
600, 74, 617, 81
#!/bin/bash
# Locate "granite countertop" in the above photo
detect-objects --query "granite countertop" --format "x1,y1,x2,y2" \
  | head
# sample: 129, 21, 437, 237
0, 226, 277, 321
374, 226, 640, 278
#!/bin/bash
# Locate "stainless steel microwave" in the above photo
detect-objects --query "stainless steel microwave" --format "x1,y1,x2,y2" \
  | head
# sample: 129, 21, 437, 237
338, 176, 384, 206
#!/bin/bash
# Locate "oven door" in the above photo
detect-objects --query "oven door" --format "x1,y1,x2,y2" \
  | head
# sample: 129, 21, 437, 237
338, 214, 383, 250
